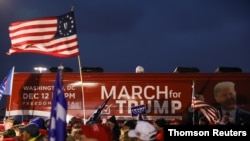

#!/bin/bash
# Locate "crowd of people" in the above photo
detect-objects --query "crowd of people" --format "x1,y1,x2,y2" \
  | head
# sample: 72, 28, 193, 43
0, 114, 183, 141
0, 81, 250, 140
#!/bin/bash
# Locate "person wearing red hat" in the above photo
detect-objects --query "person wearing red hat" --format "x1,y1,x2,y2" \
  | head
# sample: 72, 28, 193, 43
81, 123, 113, 141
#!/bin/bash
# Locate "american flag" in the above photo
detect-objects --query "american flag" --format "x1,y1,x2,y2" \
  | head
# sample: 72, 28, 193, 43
0, 66, 15, 100
48, 66, 67, 141
191, 97, 221, 125
7, 11, 79, 58
86, 94, 113, 125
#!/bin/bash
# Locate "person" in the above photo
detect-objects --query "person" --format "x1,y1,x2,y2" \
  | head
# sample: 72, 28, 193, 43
19, 123, 45, 141
152, 118, 166, 141
29, 117, 48, 138
29, 117, 47, 130
11, 124, 23, 141
119, 120, 137, 141
3, 117, 20, 131
81, 123, 113, 141
135, 66, 144, 73
3, 129, 16, 139
0, 131, 4, 141
213, 81, 250, 125
66, 116, 83, 141
128, 121, 157, 141
105, 115, 120, 141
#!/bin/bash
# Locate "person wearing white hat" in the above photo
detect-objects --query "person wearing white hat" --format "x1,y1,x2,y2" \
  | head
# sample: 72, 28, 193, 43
135, 66, 145, 73
128, 121, 157, 141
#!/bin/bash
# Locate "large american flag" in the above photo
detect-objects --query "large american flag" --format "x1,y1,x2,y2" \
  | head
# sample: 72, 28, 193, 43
191, 97, 221, 125
7, 11, 79, 58
48, 66, 67, 141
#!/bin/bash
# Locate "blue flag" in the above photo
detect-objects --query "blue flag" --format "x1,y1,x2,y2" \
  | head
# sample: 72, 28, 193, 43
48, 66, 67, 141
0, 66, 15, 99
131, 105, 146, 117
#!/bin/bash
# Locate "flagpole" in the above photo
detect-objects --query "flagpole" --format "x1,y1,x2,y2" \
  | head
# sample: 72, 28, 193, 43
69, 6, 86, 123
77, 55, 86, 124
192, 80, 196, 125
8, 66, 15, 117
8, 94, 12, 117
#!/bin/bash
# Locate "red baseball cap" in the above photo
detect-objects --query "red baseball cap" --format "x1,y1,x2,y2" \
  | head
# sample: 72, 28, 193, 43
2, 138, 17, 141
81, 123, 113, 141
0, 124, 4, 131
39, 129, 48, 137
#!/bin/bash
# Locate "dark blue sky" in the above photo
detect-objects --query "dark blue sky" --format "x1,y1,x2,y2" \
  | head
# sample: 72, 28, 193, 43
0, 0, 250, 79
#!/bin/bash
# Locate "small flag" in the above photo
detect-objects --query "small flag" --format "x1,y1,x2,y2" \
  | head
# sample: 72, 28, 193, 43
86, 94, 113, 125
7, 11, 79, 58
48, 66, 67, 141
131, 105, 146, 117
191, 97, 221, 125
0, 67, 15, 99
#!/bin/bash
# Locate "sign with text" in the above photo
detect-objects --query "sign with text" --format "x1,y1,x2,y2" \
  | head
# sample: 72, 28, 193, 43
131, 105, 146, 117
3, 72, 250, 123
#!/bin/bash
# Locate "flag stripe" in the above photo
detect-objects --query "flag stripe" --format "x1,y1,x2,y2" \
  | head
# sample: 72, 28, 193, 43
10, 35, 77, 50
10, 28, 56, 39
191, 97, 221, 125
9, 18, 57, 43
7, 35, 79, 57
7, 12, 79, 58
9, 17, 57, 30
